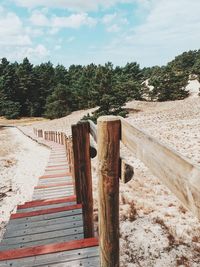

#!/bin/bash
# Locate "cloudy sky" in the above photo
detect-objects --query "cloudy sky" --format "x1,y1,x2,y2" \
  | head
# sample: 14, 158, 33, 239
0, 0, 200, 67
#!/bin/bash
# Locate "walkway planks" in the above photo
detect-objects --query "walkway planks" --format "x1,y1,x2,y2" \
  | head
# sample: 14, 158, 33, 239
0, 138, 99, 266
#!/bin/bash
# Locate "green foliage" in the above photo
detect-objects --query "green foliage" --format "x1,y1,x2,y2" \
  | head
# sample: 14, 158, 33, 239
45, 84, 72, 119
3, 101, 21, 119
149, 67, 189, 101
0, 49, 199, 120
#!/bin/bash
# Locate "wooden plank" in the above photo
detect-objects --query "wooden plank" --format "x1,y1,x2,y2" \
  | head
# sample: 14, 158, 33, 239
40, 173, 71, 179
32, 191, 74, 200
97, 116, 120, 267
0, 246, 99, 267
35, 182, 73, 189
17, 196, 76, 209
38, 177, 72, 183
120, 117, 200, 219
45, 169, 69, 173
0, 233, 84, 251
38, 178, 72, 185
16, 202, 76, 213
71, 122, 94, 238
33, 187, 74, 195
1, 226, 84, 245
6, 214, 83, 230
11, 204, 82, 219
49, 156, 67, 159
0, 238, 98, 261
47, 163, 67, 166
35, 257, 99, 267
34, 186, 73, 192
46, 164, 68, 168
8, 209, 82, 225
4, 220, 83, 238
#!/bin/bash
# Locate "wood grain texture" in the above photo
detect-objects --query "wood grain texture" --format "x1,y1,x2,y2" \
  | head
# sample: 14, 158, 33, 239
72, 122, 94, 238
120, 117, 200, 219
35, 182, 73, 189
39, 173, 70, 179
97, 116, 121, 267
0, 238, 98, 260
17, 196, 76, 209
0, 247, 99, 267
11, 204, 82, 219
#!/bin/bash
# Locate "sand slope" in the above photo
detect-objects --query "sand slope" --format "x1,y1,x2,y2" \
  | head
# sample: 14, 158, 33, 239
0, 127, 50, 240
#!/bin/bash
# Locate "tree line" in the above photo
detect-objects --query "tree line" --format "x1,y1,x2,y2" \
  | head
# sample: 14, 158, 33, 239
0, 49, 200, 120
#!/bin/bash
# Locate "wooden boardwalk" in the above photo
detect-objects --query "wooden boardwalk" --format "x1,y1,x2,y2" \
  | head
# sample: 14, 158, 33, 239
0, 140, 99, 266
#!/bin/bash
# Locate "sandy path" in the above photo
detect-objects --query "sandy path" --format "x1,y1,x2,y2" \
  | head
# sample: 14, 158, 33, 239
0, 127, 50, 240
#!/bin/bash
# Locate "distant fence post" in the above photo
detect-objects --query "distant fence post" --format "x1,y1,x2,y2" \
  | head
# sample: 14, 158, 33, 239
71, 121, 94, 238
97, 116, 121, 267
61, 132, 64, 145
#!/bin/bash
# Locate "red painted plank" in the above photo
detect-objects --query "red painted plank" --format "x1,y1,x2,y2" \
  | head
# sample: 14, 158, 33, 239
35, 182, 73, 189
39, 173, 71, 179
17, 196, 77, 209
11, 204, 82, 219
0, 238, 98, 261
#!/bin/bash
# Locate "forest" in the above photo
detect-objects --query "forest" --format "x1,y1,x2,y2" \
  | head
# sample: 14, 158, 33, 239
0, 49, 200, 120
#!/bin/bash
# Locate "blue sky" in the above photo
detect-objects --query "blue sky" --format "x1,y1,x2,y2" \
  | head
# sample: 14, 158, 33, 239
0, 0, 200, 67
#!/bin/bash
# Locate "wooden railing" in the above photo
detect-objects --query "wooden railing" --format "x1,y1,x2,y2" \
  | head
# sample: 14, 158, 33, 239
34, 115, 200, 267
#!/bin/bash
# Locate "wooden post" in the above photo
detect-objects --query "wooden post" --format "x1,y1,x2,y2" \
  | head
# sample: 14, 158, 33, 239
61, 133, 64, 145
97, 116, 121, 267
71, 122, 94, 238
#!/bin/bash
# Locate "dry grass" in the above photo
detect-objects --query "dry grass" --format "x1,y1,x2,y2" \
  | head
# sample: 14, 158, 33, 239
0, 117, 48, 126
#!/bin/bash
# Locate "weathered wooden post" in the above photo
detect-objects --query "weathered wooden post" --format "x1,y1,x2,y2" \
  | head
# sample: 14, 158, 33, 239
71, 121, 94, 238
61, 132, 64, 145
97, 116, 121, 267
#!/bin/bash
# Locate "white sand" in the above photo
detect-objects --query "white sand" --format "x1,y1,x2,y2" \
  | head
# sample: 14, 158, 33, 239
0, 127, 50, 240
26, 96, 200, 266
186, 78, 200, 97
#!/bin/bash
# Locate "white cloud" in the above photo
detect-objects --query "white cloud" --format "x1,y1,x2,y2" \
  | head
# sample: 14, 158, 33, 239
15, 44, 49, 60
13, 0, 133, 11
30, 10, 49, 26
102, 13, 117, 24
102, 12, 128, 33
25, 27, 44, 37
0, 44, 49, 63
30, 12, 97, 31
107, 24, 121, 33
52, 13, 97, 28
0, 7, 49, 62
0, 10, 31, 46
101, 0, 200, 66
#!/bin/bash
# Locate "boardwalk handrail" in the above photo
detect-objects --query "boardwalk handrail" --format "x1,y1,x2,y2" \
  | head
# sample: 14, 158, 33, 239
34, 115, 200, 267
120, 116, 200, 219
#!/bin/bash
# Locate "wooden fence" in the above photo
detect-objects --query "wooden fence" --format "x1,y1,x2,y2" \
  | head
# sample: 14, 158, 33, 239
34, 115, 200, 267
